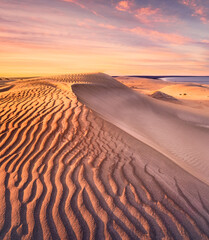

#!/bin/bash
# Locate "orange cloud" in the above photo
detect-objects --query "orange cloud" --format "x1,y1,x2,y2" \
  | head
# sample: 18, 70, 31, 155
116, 1, 132, 12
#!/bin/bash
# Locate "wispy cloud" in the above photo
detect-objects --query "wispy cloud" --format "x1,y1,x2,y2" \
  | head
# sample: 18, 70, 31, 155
61, 0, 86, 9
0, 0, 208, 76
128, 27, 192, 45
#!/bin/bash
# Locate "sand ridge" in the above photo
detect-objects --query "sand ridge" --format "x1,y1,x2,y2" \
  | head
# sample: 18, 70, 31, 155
0, 73, 209, 239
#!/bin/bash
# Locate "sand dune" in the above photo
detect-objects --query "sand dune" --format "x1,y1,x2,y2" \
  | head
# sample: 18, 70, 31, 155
0, 73, 209, 239
116, 76, 209, 111
157, 83, 209, 101
72, 79, 209, 185
150, 91, 179, 103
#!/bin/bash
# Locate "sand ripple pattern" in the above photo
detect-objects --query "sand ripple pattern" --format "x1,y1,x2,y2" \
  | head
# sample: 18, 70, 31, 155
0, 74, 209, 239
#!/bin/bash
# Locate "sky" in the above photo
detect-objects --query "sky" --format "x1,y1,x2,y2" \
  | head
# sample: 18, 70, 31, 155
0, 0, 209, 77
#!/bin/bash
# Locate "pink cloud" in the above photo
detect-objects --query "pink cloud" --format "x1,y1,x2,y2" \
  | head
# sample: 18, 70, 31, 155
97, 23, 116, 30
61, 0, 100, 16
75, 16, 190, 45
115, 3, 177, 25
76, 19, 117, 30
201, 39, 209, 44
128, 27, 191, 44
61, 0, 86, 9
134, 7, 173, 24
115, 1, 132, 12
136, 7, 159, 16
180, 0, 193, 6
179, 0, 209, 23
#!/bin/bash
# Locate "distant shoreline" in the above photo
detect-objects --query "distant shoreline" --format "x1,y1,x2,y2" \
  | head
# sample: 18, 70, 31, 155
113, 75, 209, 84
113, 75, 209, 78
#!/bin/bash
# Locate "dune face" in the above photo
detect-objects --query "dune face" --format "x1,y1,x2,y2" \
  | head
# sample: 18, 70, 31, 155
72, 82, 209, 185
150, 91, 179, 103
0, 73, 209, 240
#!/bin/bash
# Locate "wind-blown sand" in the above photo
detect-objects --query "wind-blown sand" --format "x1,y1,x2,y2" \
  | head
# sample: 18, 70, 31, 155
0, 73, 209, 239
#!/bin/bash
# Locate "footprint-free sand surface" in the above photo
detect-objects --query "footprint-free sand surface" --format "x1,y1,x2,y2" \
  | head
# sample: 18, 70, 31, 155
0, 73, 209, 239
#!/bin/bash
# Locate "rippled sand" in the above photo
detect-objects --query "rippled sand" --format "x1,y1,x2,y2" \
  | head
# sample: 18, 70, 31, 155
0, 73, 209, 239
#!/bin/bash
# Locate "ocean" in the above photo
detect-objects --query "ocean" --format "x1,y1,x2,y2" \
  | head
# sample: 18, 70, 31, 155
160, 76, 209, 84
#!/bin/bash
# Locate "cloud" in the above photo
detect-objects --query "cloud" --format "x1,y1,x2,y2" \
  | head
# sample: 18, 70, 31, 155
115, 1, 132, 12
134, 7, 174, 24
179, 0, 209, 23
129, 27, 191, 45
76, 18, 117, 31
97, 23, 116, 30
201, 39, 209, 44
61, 0, 86, 9
0, 0, 209, 76
60, 0, 101, 16
135, 7, 159, 18
115, 2, 177, 25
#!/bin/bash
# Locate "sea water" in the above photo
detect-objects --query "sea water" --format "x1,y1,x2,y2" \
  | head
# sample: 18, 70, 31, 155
160, 76, 209, 84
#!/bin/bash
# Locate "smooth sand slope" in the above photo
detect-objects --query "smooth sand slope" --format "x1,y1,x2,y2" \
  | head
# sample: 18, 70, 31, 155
117, 76, 209, 110
0, 73, 209, 239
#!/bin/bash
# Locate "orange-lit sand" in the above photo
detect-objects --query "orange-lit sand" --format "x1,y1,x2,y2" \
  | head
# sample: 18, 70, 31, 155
0, 73, 209, 239
117, 76, 209, 111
